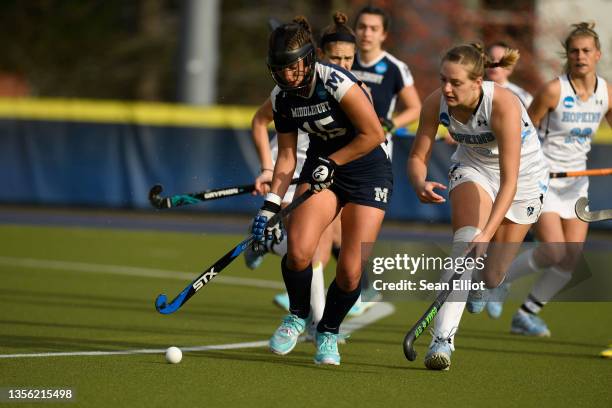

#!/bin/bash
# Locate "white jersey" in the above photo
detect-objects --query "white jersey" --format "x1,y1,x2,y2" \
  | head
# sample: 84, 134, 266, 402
441, 81, 548, 200
540, 75, 609, 172
269, 130, 309, 168
505, 81, 533, 108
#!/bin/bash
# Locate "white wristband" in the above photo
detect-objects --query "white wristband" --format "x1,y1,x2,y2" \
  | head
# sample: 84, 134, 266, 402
264, 192, 282, 206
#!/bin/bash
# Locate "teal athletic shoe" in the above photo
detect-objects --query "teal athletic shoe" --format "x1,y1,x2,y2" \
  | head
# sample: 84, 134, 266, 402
314, 332, 342, 365
269, 314, 306, 355
347, 291, 382, 317
347, 300, 369, 317
273, 292, 290, 312
511, 310, 551, 337
466, 287, 487, 314
424, 336, 455, 370
486, 282, 511, 319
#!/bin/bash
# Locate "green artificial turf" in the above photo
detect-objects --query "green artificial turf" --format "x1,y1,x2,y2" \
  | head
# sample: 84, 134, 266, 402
0, 225, 610, 407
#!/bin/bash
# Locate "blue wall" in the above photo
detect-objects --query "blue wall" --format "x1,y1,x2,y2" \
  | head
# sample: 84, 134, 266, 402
1, 118, 611, 228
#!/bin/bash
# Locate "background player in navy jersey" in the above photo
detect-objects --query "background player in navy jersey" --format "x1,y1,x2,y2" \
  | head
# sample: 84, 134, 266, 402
251, 16, 392, 365
348, 5, 422, 316
352, 5, 421, 157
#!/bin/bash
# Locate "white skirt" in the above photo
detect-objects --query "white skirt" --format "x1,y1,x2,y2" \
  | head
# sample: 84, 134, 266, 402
541, 176, 588, 219
448, 162, 546, 224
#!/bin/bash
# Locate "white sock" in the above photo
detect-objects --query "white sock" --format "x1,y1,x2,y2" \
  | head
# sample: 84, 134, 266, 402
432, 226, 480, 345
310, 262, 325, 325
505, 248, 540, 283
530, 265, 572, 304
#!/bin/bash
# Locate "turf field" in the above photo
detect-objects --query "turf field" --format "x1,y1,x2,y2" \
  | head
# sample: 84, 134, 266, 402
1, 223, 611, 407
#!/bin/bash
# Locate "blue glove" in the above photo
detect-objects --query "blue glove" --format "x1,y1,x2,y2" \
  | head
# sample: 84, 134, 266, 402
310, 156, 337, 193
251, 193, 283, 251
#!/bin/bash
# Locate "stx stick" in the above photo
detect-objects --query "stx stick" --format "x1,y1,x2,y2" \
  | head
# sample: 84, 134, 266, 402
155, 190, 313, 314
549, 168, 612, 178
575, 197, 612, 222
149, 178, 300, 209
403, 250, 476, 361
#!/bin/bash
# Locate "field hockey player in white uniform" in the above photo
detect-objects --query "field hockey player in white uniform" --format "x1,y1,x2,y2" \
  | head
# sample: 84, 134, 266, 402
499, 23, 611, 337
408, 43, 548, 370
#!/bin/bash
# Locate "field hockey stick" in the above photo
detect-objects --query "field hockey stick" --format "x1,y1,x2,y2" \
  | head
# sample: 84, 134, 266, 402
402, 250, 475, 361
149, 178, 300, 209
155, 190, 313, 314
549, 168, 612, 178
575, 197, 612, 222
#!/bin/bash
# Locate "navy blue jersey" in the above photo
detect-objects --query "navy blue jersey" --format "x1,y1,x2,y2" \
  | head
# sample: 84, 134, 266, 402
271, 62, 389, 173
272, 62, 359, 156
351, 51, 414, 120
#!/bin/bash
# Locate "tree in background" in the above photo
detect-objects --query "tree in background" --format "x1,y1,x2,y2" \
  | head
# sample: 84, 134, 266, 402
0, 0, 179, 101
347, 0, 544, 98
0, 0, 548, 104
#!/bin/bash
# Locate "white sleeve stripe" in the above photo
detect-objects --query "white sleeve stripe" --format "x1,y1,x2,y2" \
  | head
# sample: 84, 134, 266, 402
318, 64, 357, 102
385, 52, 414, 88
270, 86, 282, 112
400, 69, 414, 87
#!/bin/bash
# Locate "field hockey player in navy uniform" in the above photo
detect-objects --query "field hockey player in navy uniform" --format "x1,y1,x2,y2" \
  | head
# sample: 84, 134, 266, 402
250, 16, 392, 365
246, 11, 361, 341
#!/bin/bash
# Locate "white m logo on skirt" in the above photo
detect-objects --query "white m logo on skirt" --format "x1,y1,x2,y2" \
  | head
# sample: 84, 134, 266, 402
374, 187, 388, 203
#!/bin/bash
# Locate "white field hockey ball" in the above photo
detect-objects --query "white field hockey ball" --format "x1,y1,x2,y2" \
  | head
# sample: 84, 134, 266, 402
165, 346, 182, 364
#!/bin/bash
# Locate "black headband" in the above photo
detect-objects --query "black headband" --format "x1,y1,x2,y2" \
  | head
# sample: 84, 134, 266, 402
320, 32, 356, 48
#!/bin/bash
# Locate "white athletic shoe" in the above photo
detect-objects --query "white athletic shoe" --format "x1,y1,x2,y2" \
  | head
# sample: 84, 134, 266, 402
424, 336, 455, 371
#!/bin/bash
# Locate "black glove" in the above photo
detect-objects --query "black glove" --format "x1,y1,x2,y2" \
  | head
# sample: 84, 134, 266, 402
251, 193, 283, 251
379, 117, 395, 133
310, 156, 337, 193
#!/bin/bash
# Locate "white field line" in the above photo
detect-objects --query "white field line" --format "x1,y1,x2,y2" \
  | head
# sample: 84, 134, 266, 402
0, 255, 285, 289
0, 303, 395, 359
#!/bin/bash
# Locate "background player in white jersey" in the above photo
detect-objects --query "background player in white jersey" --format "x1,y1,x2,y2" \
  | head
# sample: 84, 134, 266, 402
486, 41, 533, 107
408, 43, 548, 370
496, 23, 612, 336
349, 5, 421, 315
246, 11, 359, 336
482, 41, 535, 317
252, 16, 391, 365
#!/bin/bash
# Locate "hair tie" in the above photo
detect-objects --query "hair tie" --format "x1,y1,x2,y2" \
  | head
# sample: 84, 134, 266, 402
320, 32, 356, 48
